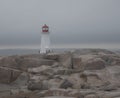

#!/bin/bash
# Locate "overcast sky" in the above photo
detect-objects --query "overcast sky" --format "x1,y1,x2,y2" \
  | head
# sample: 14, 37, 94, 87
0, 0, 120, 49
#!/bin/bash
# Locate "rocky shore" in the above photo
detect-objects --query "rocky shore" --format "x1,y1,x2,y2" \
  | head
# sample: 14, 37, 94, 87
0, 49, 120, 98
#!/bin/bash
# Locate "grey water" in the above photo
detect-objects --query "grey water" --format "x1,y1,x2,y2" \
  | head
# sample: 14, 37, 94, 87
0, 48, 119, 56
0, 48, 73, 56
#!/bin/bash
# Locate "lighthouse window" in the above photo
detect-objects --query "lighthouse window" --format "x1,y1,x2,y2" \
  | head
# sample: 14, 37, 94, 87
43, 28, 45, 30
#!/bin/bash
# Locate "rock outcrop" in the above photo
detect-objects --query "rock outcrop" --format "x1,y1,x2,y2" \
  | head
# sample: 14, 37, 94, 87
0, 49, 120, 98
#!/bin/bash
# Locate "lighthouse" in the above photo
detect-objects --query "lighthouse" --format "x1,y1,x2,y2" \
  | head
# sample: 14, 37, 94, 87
40, 24, 50, 53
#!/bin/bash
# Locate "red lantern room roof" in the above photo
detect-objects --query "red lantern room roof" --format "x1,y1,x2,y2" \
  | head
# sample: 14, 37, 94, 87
42, 24, 49, 28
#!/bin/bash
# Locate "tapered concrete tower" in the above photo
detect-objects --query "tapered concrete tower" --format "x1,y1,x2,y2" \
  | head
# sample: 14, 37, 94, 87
40, 24, 50, 53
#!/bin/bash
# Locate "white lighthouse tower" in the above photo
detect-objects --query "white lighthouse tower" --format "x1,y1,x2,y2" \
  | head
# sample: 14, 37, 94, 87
40, 24, 50, 53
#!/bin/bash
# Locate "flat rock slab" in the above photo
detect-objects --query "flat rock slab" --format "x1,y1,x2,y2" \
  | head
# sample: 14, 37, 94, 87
0, 67, 21, 84
43, 96, 75, 98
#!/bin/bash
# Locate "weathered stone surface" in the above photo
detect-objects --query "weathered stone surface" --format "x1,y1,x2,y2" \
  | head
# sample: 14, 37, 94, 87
99, 84, 118, 91
105, 66, 120, 85
20, 58, 55, 71
84, 94, 99, 98
103, 91, 120, 98
28, 65, 51, 74
28, 81, 48, 91
29, 74, 48, 83
58, 52, 72, 68
48, 78, 63, 89
53, 67, 74, 75
0, 67, 21, 84
0, 90, 11, 98
60, 79, 73, 89
38, 89, 74, 97
43, 97, 75, 98
43, 52, 73, 68
28, 82, 42, 91
98, 52, 120, 64
72, 57, 83, 69
67, 73, 84, 89
0, 56, 22, 69
84, 58, 105, 70
2, 91, 41, 98
0, 56, 55, 71
84, 70, 109, 88
11, 72, 29, 86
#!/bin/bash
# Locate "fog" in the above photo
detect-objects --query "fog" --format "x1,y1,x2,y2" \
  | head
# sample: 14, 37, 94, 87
0, 0, 120, 49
